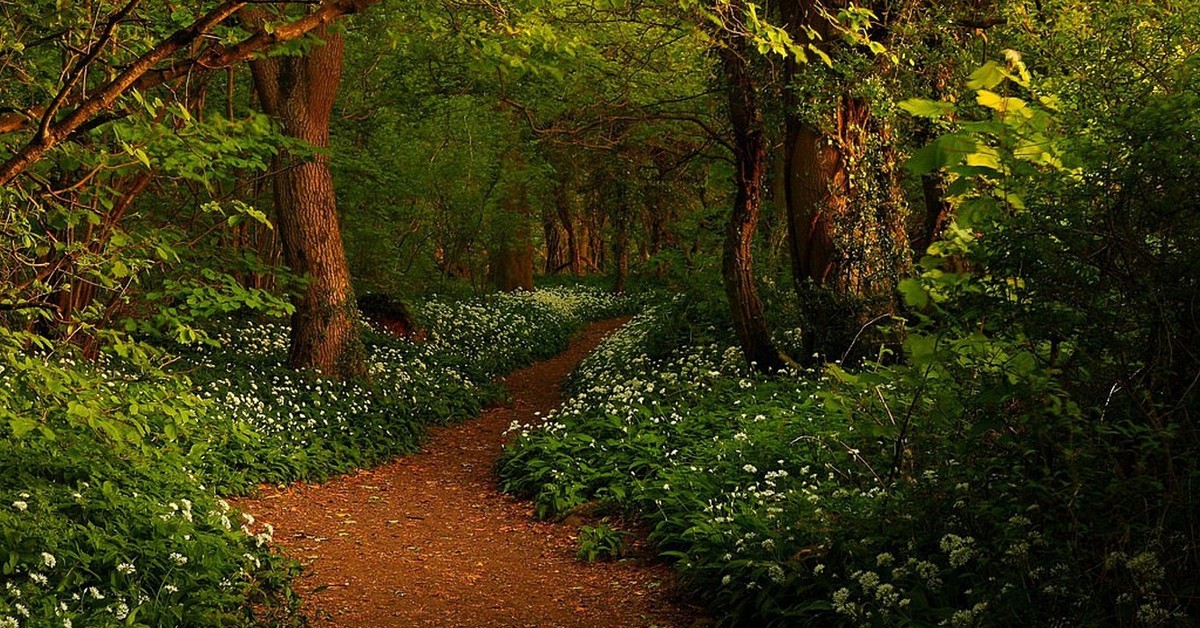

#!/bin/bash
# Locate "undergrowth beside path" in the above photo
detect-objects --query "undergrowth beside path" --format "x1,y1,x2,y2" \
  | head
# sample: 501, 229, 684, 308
500, 298, 1196, 626
234, 317, 699, 627
0, 286, 633, 627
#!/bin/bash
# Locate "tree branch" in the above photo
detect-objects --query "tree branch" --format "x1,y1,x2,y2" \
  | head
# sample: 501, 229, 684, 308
39, 0, 143, 141
0, 0, 382, 186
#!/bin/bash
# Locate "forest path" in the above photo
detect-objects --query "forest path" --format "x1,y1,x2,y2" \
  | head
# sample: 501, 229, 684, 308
236, 318, 701, 627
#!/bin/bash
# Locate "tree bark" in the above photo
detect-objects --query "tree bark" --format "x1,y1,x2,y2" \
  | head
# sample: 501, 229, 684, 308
554, 181, 583, 275
719, 36, 785, 373
784, 106, 858, 290
488, 152, 535, 292
611, 200, 630, 293
251, 25, 365, 380
542, 206, 566, 275
914, 173, 952, 256
781, 5, 911, 285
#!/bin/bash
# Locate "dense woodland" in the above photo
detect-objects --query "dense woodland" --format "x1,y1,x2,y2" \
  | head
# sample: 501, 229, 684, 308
0, 0, 1197, 626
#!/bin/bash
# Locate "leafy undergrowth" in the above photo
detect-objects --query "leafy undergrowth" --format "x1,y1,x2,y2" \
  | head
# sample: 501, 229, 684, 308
0, 354, 295, 628
0, 286, 631, 627
417, 286, 638, 378
499, 299, 1195, 627
182, 285, 636, 491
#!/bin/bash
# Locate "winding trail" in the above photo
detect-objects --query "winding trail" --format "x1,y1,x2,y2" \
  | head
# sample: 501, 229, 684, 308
237, 318, 701, 627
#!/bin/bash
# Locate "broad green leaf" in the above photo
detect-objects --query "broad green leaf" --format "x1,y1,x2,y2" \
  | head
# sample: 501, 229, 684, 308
898, 278, 930, 308
9, 417, 38, 438
965, 146, 1002, 170
904, 333, 938, 363
899, 98, 954, 120
976, 90, 1027, 115
905, 134, 976, 175
966, 62, 1006, 90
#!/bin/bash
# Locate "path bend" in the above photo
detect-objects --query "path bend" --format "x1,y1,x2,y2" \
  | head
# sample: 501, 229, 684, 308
237, 318, 700, 627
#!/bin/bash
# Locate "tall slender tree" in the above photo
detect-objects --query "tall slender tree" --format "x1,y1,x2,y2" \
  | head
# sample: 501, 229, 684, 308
717, 20, 786, 372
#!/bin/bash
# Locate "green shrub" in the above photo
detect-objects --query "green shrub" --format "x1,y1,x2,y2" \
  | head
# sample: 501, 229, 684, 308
577, 524, 630, 562
0, 352, 293, 627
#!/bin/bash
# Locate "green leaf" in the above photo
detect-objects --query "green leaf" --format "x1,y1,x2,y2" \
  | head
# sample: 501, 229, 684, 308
9, 417, 38, 438
966, 62, 1006, 90
976, 90, 1027, 115
965, 145, 1002, 170
904, 333, 938, 363
898, 98, 954, 120
906, 134, 975, 175
898, 278, 930, 308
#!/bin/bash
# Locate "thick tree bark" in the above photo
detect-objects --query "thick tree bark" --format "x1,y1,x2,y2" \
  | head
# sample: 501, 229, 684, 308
489, 237, 535, 291
719, 38, 785, 373
585, 207, 606, 273
780, 0, 910, 307
781, 0, 839, 294
251, 26, 365, 380
542, 207, 566, 275
784, 104, 863, 290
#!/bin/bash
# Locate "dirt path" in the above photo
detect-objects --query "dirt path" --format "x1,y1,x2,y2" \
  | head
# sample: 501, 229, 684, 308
237, 318, 701, 627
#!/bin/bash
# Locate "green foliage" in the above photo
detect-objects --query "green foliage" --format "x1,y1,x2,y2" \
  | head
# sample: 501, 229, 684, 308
576, 524, 630, 562
0, 285, 625, 623
500, 305, 855, 623
0, 353, 296, 626
418, 286, 637, 378
504, 81, 1200, 612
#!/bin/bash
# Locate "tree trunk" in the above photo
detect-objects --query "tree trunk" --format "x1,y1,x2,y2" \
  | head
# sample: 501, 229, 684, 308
585, 206, 606, 274
488, 155, 535, 292
784, 114, 846, 290
251, 26, 365, 380
914, 170, 951, 256
554, 182, 583, 276
780, 0, 911, 299
647, 188, 677, 277
612, 205, 630, 293
542, 205, 567, 275
720, 36, 785, 373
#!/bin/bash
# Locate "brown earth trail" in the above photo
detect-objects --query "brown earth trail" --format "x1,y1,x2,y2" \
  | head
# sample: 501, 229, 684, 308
237, 318, 702, 627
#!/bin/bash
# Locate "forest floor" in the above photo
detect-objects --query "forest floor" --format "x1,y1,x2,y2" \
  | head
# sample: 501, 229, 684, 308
236, 318, 703, 627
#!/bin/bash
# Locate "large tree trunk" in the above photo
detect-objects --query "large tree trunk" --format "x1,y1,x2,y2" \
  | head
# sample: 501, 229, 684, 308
781, 0, 839, 294
778, 0, 911, 361
719, 36, 785, 373
784, 105, 859, 290
251, 26, 365, 380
